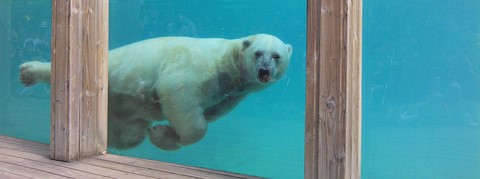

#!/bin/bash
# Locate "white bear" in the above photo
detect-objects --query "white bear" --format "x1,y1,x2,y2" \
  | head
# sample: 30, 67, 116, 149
19, 34, 293, 150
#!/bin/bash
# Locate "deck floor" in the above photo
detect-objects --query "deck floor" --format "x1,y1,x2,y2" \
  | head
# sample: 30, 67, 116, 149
0, 135, 259, 179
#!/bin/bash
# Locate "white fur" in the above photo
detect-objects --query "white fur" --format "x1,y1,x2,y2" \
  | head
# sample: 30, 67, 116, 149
20, 34, 292, 150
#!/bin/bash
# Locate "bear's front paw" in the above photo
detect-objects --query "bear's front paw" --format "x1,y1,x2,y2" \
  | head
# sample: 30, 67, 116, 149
19, 62, 41, 86
148, 125, 181, 150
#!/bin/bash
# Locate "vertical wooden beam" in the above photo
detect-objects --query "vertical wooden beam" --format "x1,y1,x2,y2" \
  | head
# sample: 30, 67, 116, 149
346, 0, 362, 178
305, 0, 320, 177
305, 0, 361, 178
51, 0, 108, 162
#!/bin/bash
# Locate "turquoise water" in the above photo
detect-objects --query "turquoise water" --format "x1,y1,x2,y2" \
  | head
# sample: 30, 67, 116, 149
109, 1, 307, 178
0, 1, 52, 143
0, 0, 306, 178
2, 0, 478, 178
363, 0, 480, 178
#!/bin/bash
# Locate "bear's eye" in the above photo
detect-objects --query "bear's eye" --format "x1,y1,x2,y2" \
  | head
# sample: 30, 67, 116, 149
242, 40, 251, 50
254, 51, 263, 59
272, 53, 280, 63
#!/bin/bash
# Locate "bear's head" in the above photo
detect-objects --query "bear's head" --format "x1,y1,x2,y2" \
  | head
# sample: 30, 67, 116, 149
241, 34, 292, 85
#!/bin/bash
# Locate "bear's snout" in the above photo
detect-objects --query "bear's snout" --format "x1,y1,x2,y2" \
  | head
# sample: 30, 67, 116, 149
256, 56, 277, 83
257, 68, 271, 83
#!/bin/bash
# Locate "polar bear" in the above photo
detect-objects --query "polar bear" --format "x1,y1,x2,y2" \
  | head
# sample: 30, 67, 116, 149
19, 34, 292, 150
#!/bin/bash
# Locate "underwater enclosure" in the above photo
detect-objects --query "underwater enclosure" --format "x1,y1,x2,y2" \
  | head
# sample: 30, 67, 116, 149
107, 1, 306, 178
1, 0, 478, 178
362, 0, 480, 178
0, 0, 306, 178
0, 1, 52, 143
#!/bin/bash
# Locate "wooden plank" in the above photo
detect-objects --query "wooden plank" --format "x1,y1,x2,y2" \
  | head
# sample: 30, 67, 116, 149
51, 0, 108, 162
95, 154, 262, 179
305, 0, 320, 177
0, 169, 30, 179
0, 148, 151, 179
0, 142, 49, 156
51, 0, 73, 162
0, 153, 96, 178
0, 162, 62, 179
306, 0, 347, 177
345, 0, 362, 178
0, 136, 49, 155
78, 0, 109, 160
0, 136, 259, 178
0, 136, 49, 150
81, 158, 197, 179
306, 0, 362, 178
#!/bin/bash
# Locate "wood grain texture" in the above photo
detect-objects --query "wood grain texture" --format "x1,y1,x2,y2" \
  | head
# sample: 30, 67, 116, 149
305, 0, 320, 177
51, 0, 108, 162
346, 0, 362, 178
306, 0, 362, 178
0, 135, 260, 179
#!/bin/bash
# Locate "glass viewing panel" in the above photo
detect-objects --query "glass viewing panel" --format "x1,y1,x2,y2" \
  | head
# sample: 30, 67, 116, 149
363, 0, 480, 178
108, 1, 306, 178
0, 0, 51, 143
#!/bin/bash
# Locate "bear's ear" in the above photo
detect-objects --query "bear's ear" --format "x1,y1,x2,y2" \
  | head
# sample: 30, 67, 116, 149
286, 44, 293, 58
242, 40, 251, 51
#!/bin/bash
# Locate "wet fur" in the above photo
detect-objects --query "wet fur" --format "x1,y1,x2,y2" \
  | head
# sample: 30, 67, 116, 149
19, 34, 292, 150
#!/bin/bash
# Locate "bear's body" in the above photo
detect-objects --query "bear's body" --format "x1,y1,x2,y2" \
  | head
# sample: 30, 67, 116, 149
20, 34, 292, 150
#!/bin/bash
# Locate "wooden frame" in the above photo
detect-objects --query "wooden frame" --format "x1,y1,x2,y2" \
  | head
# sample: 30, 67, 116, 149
49, 0, 362, 178
51, 0, 109, 161
305, 0, 362, 178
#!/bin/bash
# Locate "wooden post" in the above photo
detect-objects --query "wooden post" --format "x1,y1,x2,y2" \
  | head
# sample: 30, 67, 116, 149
345, 0, 362, 178
51, 0, 108, 161
305, 0, 362, 178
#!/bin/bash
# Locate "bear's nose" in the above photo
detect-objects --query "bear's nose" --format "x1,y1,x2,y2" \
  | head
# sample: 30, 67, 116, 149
259, 57, 272, 69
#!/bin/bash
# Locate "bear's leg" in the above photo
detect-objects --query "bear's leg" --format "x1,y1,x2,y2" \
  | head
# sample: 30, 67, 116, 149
148, 117, 206, 150
148, 95, 207, 150
20, 61, 52, 86
108, 116, 151, 150
148, 125, 181, 150
204, 94, 246, 122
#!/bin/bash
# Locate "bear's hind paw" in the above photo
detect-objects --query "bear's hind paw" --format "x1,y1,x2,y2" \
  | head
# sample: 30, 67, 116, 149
148, 125, 181, 150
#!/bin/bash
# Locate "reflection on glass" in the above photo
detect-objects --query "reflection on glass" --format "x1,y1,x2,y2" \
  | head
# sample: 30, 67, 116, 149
363, 0, 480, 178
0, 0, 51, 143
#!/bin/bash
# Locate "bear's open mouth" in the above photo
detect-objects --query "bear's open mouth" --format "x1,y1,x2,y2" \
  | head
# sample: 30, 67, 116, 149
257, 69, 271, 83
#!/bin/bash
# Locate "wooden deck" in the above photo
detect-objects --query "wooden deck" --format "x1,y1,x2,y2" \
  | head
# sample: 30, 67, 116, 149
0, 135, 260, 179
